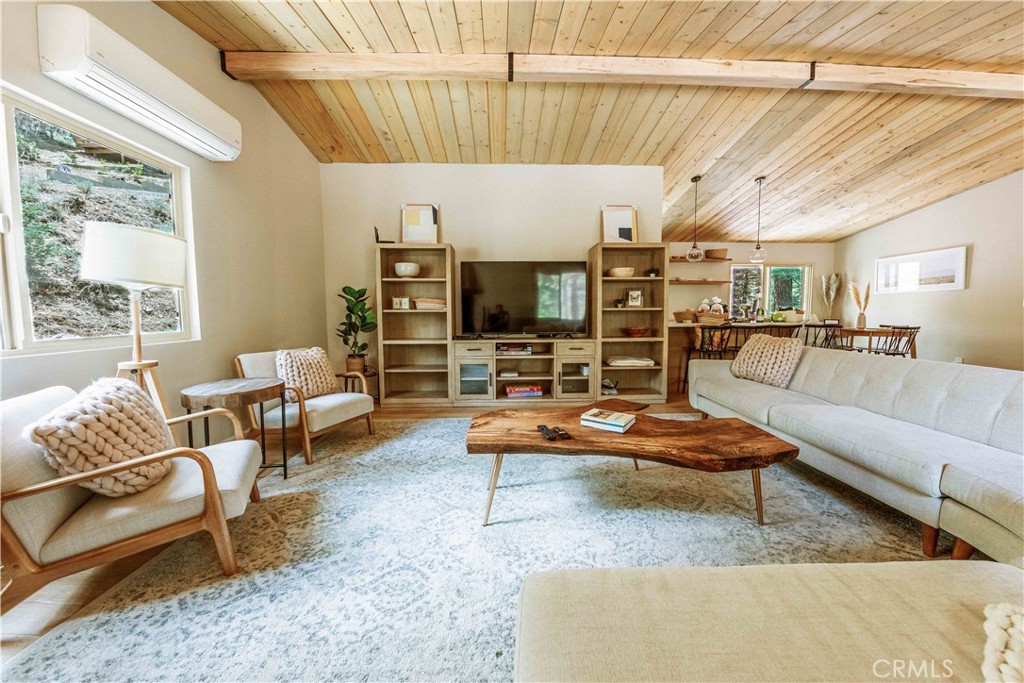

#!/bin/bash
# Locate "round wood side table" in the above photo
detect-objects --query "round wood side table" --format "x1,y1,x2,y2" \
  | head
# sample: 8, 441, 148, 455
180, 377, 289, 479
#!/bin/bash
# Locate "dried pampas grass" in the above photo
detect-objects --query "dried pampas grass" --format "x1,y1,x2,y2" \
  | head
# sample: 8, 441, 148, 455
848, 282, 871, 313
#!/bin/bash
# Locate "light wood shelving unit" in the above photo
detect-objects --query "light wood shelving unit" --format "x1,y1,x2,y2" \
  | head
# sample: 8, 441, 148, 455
375, 244, 454, 404
589, 243, 669, 402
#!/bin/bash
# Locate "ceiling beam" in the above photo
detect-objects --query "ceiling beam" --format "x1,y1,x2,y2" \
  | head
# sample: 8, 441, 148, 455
221, 52, 1023, 100
807, 63, 1024, 100
223, 52, 509, 81
513, 55, 810, 89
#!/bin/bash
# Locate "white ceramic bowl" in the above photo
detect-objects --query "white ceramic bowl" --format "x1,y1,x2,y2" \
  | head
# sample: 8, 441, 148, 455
607, 267, 635, 278
394, 262, 421, 278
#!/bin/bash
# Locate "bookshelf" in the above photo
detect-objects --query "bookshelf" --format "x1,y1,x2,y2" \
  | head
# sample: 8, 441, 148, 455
375, 244, 454, 404
589, 243, 669, 402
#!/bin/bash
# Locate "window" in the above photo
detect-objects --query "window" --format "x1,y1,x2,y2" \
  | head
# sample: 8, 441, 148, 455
1, 97, 192, 352
730, 264, 812, 315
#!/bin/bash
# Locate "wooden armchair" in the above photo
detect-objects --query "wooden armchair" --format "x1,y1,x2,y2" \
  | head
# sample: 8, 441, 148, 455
1, 386, 263, 614
234, 351, 375, 466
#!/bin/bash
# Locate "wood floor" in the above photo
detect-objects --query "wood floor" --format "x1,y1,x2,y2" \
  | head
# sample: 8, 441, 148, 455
1, 393, 695, 670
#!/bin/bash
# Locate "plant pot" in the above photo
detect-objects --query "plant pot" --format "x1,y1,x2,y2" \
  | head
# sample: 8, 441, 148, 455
856, 313, 866, 329
346, 356, 365, 374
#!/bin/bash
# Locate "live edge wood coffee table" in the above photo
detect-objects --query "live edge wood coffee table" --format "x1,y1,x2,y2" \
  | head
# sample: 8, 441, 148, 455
466, 399, 798, 527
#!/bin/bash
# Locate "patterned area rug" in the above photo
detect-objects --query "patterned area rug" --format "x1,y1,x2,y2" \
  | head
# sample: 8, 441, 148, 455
4, 418, 931, 682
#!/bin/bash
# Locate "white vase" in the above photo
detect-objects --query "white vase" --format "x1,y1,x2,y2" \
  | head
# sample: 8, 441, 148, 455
856, 312, 866, 329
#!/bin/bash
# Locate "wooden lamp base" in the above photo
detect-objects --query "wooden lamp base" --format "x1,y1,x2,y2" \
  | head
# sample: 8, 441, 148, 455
117, 360, 173, 427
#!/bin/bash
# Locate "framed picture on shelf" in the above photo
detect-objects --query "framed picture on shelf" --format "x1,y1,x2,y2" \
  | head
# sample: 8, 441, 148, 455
401, 204, 440, 243
601, 205, 637, 243
625, 289, 644, 307
875, 246, 967, 293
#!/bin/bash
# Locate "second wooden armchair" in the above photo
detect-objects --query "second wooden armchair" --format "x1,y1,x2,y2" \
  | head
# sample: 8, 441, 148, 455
234, 351, 375, 465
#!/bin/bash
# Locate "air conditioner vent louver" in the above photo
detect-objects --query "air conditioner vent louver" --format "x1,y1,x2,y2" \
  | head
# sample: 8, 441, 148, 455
38, 5, 241, 161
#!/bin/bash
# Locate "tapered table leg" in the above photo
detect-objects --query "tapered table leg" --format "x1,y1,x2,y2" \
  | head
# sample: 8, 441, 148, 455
483, 453, 504, 526
752, 469, 764, 526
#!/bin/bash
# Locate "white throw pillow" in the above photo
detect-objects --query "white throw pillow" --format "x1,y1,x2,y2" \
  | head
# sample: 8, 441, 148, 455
276, 347, 340, 403
730, 334, 804, 388
23, 377, 173, 497
982, 602, 1023, 683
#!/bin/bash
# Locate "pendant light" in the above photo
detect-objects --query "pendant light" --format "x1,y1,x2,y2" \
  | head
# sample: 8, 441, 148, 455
749, 176, 768, 264
685, 175, 704, 262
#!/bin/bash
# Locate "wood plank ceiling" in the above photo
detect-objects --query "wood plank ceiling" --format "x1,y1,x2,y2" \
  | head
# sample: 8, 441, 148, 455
160, 1, 1024, 243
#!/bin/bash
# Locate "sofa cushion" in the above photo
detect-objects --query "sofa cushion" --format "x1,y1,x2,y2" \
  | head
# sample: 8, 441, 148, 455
516, 562, 1024, 683
769, 404, 1011, 497
786, 348, 1023, 453
730, 334, 804, 388
694, 375, 829, 424
24, 378, 173, 498
941, 457, 1024, 540
1, 387, 91, 565
261, 392, 373, 433
39, 440, 261, 565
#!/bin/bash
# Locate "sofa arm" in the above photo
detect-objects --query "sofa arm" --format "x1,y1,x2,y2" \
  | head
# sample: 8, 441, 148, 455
687, 359, 733, 407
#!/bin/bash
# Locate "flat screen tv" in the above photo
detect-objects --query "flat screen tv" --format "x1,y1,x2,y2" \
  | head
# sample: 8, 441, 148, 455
460, 261, 588, 337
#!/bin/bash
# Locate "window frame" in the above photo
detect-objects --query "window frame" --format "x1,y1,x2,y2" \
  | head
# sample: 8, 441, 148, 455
0, 88, 197, 355
729, 263, 815, 314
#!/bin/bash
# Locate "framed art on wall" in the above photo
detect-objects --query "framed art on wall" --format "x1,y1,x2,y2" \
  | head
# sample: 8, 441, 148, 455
875, 246, 967, 293
401, 204, 439, 243
625, 289, 644, 307
601, 205, 637, 243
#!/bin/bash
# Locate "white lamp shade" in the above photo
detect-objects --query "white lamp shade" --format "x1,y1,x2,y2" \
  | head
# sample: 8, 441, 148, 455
80, 222, 187, 290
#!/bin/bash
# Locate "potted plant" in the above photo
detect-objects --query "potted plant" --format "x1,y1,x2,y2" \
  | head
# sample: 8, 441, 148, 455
336, 286, 377, 373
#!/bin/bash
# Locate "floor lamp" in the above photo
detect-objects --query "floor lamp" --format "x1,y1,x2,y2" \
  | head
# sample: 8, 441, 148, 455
80, 221, 187, 423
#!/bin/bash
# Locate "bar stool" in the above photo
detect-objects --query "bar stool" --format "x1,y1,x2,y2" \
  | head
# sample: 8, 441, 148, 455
680, 324, 733, 394
726, 325, 765, 358
871, 325, 920, 357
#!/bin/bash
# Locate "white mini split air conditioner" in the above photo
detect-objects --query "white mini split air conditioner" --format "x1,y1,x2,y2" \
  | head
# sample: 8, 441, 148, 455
37, 5, 242, 161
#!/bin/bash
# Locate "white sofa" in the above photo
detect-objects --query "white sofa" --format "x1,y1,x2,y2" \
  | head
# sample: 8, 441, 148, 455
688, 347, 1023, 564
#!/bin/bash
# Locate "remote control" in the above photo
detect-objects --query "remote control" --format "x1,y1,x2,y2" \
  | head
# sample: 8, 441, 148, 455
552, 427, 571, 440
537, 425, 556, 441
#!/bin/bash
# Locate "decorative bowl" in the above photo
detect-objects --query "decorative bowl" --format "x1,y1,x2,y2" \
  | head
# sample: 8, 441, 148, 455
622, 326, 651, 337
394, 262, 420, 278
607, 267, 635, 278
705, 248, 729, 259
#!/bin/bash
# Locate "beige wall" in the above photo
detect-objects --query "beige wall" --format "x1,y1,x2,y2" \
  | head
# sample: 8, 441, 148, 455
834, 170, 1023, 370
667, 241, 836, 320
0, 1, 326, 402
320, 163, 663, 367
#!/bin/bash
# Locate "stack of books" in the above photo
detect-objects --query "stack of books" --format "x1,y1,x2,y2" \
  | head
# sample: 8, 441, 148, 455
505, 384, 543, 398
580, 408, 636, 434
496, 343, 533, 356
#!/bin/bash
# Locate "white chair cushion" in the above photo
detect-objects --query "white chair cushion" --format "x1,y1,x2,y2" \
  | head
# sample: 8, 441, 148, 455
941, 457, 1024, 540
694, 375, 829, 424
262, 392, 373, 433
1, 387, 90, 564
770, 404, 1010, 497
39, 440, 261, 565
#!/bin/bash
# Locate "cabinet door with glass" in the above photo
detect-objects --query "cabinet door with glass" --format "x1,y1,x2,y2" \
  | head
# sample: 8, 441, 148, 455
456, 358, 494, 401
555, 358, 595, 399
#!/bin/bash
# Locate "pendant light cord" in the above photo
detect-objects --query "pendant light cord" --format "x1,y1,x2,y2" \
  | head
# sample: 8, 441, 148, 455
691, 175, 701, 247
755, 176, 764, 249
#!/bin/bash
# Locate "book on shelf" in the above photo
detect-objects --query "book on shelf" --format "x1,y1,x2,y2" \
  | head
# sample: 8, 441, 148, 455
507, 391, 543, 398
496, 343, 533, 356
498, 370, 520, 378
580, 408, 636, 429
505, 384, 543, 396
579, 418, 634, 434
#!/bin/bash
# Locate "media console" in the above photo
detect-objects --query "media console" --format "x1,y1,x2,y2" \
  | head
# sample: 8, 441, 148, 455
374, 242, 668, 406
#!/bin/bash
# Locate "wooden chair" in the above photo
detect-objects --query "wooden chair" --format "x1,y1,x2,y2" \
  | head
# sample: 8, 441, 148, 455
235, 350, 375, 465
680, 325, 733, 393
870, 325, 920, 357
801, 323, 840, 349
726, 325, 768, 358
1, 386, 262, 614
766, 324, 799, 338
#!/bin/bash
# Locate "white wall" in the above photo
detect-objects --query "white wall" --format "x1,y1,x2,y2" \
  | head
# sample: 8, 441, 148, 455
667, 241, 836, 319
834, 171, 1023, 370
320, 163, 663, 366
1, 1, 326, 402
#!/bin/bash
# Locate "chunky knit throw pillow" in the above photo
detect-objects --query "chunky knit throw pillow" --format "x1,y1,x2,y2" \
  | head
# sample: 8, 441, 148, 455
276, 347, 340, 403
982, 603, 1023, 682
730, 334, 804, 388
23, 378, 173, 498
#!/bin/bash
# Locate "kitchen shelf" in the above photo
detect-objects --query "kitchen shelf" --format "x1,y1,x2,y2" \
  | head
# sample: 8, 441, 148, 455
602, 277, 664, 282
670, 256, 732, 263
383, 365, 449, 373
381, 277, 448, 282
602, 307, 663, 312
